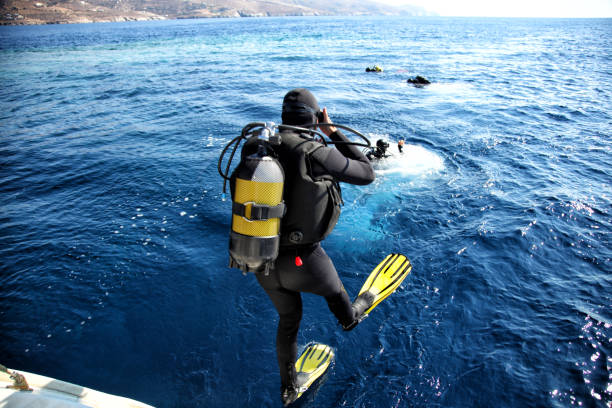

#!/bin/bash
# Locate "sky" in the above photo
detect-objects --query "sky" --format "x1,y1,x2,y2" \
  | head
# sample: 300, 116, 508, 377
376, 0, 612, 18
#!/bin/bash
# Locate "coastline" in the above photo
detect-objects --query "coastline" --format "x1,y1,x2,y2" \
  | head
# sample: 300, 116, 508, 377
0, 7, 314, 26
0, 0, 421, 26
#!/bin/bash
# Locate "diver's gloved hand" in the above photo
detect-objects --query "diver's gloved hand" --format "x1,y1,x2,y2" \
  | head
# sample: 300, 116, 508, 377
318, 107, 337, 136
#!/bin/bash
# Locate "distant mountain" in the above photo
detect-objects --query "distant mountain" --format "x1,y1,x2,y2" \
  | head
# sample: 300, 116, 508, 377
0, 0, 434, 25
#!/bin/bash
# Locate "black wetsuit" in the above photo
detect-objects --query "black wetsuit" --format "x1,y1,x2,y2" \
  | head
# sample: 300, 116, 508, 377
255, 129, 375, 389
366, 146, 388, 161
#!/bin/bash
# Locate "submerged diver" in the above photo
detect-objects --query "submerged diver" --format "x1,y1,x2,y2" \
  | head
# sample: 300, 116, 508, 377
366, 138, 390, 160
250, 89, 376, 405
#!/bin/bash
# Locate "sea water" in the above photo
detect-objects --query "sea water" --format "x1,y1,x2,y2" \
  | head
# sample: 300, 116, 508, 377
0, 16, 610, 407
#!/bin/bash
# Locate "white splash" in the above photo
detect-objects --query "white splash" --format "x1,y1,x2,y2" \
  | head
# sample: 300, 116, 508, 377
373, 144, 444, 177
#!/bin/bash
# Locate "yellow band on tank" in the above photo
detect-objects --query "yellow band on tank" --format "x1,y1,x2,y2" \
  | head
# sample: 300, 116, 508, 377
234, 178, 283, 204
232, 178, 283, 237
232, 215, 280, 237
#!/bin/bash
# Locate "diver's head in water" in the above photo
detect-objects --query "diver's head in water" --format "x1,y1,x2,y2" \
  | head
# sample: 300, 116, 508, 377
376, 139, 390, 154
282, 88, 321, 126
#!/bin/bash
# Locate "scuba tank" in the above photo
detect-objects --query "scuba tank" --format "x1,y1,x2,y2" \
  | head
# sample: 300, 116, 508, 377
228, 124, 285, 274
218, 121, 371, 274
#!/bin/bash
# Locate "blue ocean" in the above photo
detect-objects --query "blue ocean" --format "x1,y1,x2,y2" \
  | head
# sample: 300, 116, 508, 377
1, 16, 610, 407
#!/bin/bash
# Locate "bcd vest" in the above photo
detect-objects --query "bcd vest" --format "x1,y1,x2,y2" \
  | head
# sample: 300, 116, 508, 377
276, 131, 343, 246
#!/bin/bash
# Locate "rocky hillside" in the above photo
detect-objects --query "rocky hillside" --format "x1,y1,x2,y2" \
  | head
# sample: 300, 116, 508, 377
0, 0, 432, 25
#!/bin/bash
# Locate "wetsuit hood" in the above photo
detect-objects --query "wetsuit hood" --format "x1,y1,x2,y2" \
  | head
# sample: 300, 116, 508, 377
282, 88, 320, 126
376, 139, 389, 149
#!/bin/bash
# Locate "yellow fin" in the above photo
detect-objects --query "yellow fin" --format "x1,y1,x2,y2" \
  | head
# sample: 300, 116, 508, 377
294, 343, 334, 397
357, 254, 412, 315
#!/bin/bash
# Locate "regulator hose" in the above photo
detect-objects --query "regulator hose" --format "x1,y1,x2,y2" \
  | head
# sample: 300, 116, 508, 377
218, 122, 372, 194
285, 123, 372, 148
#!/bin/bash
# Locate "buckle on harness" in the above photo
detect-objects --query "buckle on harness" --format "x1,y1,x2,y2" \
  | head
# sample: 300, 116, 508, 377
243, 201, 259, 221
232, 201, 286, 221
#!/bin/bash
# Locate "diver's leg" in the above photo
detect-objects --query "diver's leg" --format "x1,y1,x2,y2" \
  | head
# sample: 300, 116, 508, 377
278, 244, 356, 329
255, 271, 302, 397
275, 292, 302, 389
325, 289, 355, 328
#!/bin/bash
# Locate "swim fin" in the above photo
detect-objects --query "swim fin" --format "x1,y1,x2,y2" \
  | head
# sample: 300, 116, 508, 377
347, 253, 412, 330
285, 343, 334, 405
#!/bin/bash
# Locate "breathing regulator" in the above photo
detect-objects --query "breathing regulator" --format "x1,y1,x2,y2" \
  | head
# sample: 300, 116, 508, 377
218, 122, 370, 275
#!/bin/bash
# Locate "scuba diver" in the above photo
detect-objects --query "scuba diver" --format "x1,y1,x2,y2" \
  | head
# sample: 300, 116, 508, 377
253, 89, 375, 405
398, 139, 405, 153
366, 138, 390, 161
222, 88, 412, 406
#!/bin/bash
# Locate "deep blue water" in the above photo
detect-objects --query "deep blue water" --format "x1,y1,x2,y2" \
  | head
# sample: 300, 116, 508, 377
1, 16, 611, 408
